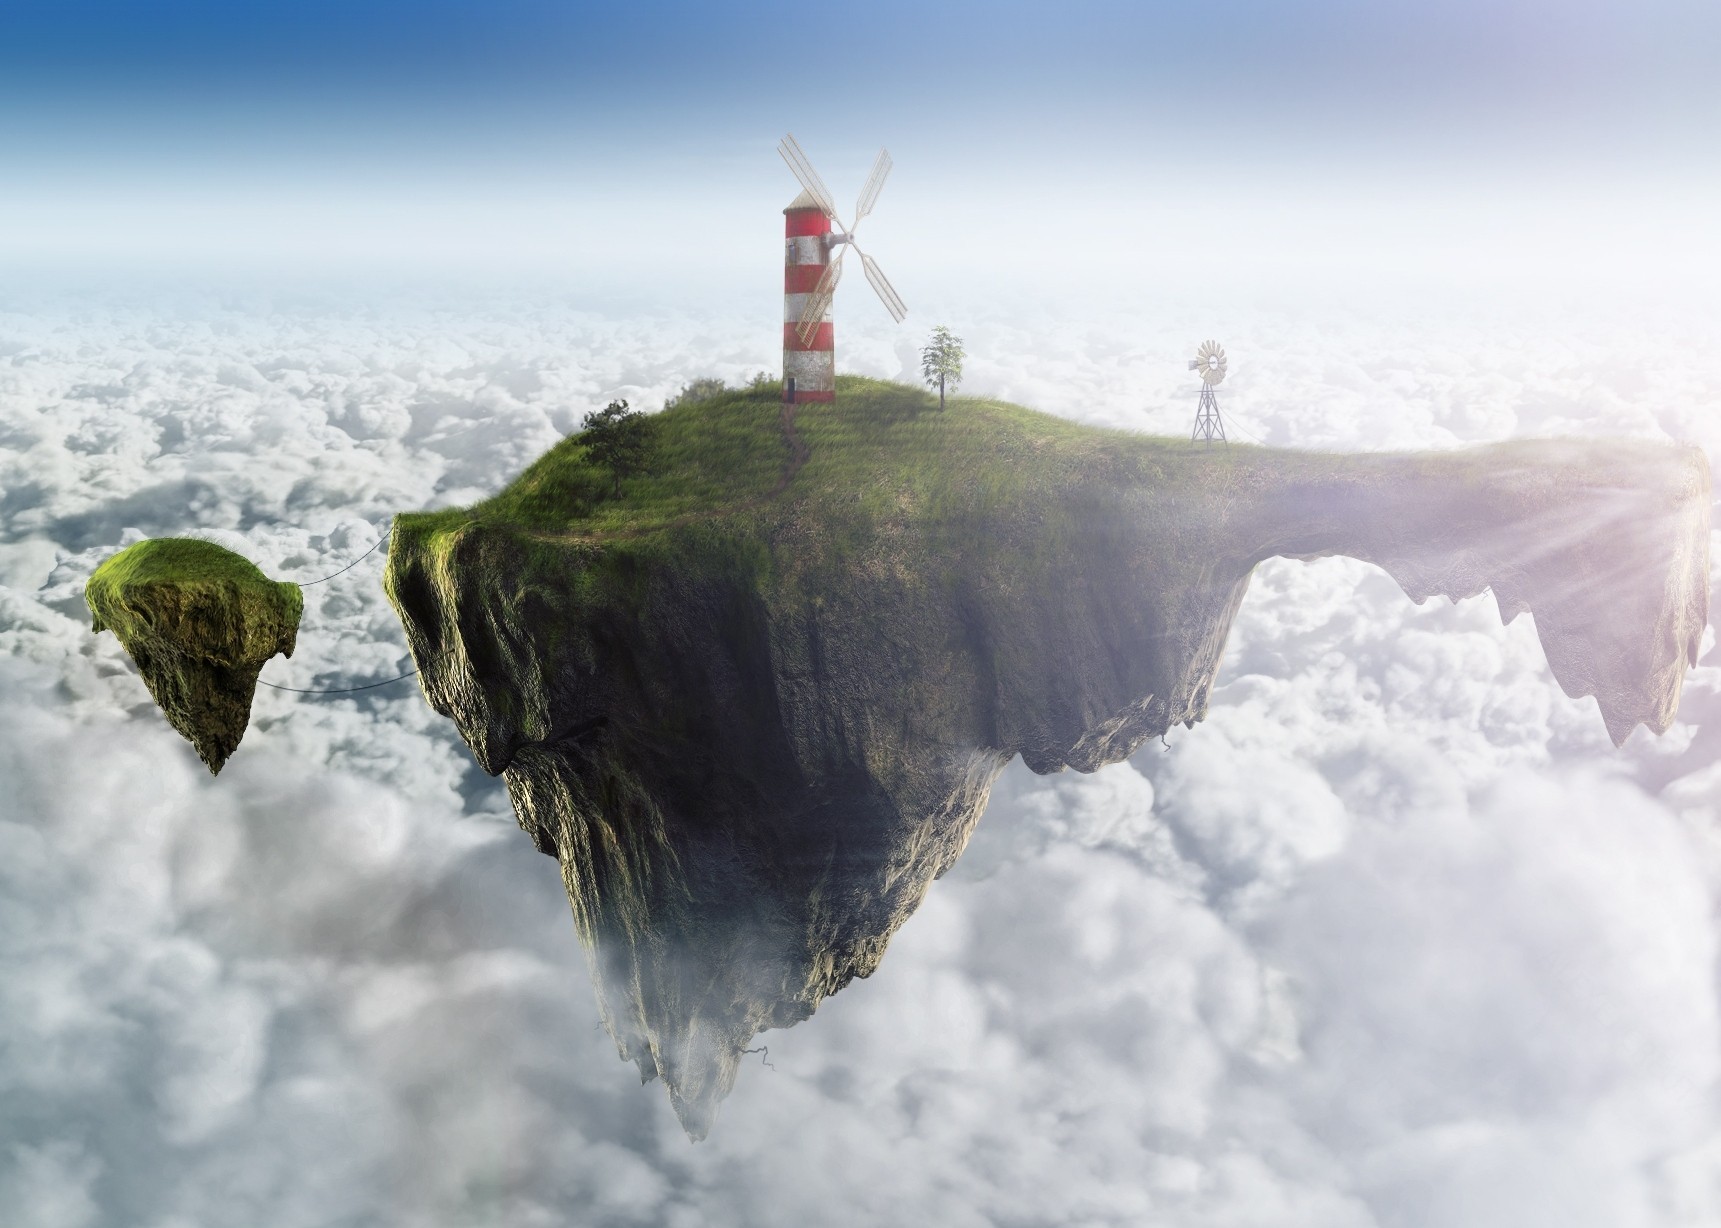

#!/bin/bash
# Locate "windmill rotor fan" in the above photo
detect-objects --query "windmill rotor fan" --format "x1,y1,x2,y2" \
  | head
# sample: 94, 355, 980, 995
1189, 340, 1227, 386
778, 133, 907, 346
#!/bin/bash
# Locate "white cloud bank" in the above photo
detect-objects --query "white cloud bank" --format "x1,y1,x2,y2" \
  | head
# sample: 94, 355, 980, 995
1, 279, 1717, 1226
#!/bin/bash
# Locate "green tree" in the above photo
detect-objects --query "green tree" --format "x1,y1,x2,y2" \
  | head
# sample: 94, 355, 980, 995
580, 399, 656, 497
920, 325, 965, 411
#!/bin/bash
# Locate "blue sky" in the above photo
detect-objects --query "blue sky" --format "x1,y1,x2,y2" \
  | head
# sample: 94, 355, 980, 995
7, 0, 1716, 144
2, 0, 1717, 289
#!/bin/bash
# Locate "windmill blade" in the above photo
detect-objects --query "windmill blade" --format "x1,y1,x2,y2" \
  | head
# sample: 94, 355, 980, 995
796, 285, 836, 346
859, 250, 907, 323
777, 133, 841, 222
797, 253, 843, 345
852, 148, 893, 226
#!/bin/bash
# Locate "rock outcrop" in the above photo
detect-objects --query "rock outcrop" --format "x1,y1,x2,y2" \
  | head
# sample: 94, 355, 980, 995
87, 538, 301, 774
384, 410, 1710, 1139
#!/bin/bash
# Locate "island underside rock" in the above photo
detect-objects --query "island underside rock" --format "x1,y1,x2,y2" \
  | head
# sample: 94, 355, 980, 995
386, 426, 1709, 1139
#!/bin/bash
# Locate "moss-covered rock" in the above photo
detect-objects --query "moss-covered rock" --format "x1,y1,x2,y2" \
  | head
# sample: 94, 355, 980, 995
87, 538, 302, 774
383, 379, 1712, 1138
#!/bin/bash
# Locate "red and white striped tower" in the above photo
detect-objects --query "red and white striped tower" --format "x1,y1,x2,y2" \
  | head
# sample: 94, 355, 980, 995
783, 190, 835, 404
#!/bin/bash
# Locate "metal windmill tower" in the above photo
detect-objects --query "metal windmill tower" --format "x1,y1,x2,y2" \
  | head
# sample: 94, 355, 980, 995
777, 133, 908, 404
1189, 340, 1228, 444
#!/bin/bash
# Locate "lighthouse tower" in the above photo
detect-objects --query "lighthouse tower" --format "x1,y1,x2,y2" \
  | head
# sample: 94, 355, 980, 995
783, 190, 835, 403
774, 134, 908, 404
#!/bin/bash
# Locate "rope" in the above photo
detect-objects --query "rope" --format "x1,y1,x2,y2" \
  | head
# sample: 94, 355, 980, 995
101, 522, 451, 697
294, 529, 391, 586
1220, 414, 1269, 446
257, 527, 417, 694
258, 645, 456, 696
258, 661, 422, 695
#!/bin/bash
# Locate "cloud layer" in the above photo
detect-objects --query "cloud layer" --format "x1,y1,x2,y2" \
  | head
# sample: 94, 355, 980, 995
1, 281, 1717, 1226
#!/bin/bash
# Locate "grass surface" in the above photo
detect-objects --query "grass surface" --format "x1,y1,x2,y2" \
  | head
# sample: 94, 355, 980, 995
439, 376, 1270, 539
87, 537, 303, 653
386, 375, 1332, 613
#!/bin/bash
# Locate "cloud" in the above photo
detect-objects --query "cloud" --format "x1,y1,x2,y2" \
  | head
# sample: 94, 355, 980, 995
1, 280, 1717, 1225
1266, 771, 1720, 1228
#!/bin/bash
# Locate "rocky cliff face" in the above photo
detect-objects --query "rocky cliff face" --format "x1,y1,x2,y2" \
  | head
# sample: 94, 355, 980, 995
385, 433, 1709, 1139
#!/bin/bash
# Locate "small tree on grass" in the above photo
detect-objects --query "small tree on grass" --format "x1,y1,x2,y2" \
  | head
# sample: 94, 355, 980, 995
580, 399, 656, 497
920, 325, 965, 411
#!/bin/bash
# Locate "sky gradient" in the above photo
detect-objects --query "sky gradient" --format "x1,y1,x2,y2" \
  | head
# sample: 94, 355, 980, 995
3, 4, 1721, 1224
3, 0, 1718, 292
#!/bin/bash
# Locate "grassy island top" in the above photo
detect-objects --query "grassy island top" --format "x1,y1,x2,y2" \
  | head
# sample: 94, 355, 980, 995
87, 537, 303, 647
91, 537, 281, 591
389, 376, 1691, 581
404, 376, 1289, 545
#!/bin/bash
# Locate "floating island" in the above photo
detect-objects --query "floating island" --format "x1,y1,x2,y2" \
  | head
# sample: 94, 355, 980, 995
87, 537, 301, 774
90, 378, 1711, 1137
381, 377, 1709, 1137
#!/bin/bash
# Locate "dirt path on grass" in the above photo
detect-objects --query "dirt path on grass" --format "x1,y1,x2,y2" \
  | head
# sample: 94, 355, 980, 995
771, 400, 811, 497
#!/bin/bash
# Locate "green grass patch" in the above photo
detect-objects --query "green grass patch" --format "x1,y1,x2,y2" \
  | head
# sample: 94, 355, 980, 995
439, 375, 1285, 540
87, 537, 303, 646
386, 374, 1414, 612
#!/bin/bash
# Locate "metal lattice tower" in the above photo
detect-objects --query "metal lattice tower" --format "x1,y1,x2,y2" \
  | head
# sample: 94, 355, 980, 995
1188, 340, 1228, 445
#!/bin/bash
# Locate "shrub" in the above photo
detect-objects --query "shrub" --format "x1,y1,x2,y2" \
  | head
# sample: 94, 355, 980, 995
664, 377, 729, 411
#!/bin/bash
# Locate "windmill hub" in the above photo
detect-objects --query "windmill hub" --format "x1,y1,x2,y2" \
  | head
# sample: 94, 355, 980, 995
1189, 339, 1228, 386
